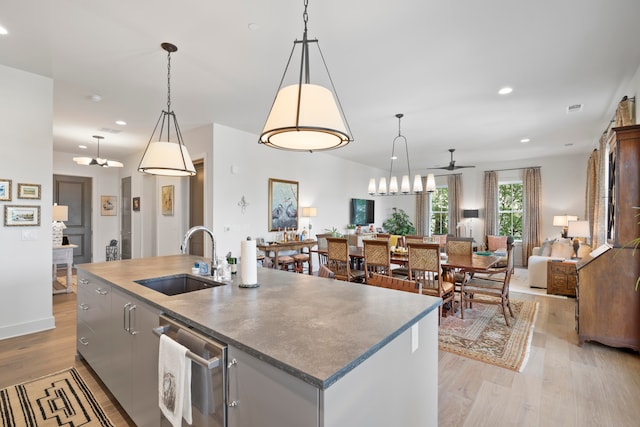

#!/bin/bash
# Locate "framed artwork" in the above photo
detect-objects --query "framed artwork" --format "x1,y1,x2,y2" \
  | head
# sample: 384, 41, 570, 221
4, 205, 40, 226
101, 195, 117, 216
132, 197, 140, 212
162, 185, 174, 216
268, 178, 299, 231
0, 179, 11, 201
17, 183, 41, 200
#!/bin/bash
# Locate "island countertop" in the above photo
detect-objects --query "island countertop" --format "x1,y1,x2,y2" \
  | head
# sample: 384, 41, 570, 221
77, 254, 441, 389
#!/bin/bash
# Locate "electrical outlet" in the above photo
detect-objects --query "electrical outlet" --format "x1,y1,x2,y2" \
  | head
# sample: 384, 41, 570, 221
22, 229, 37, 241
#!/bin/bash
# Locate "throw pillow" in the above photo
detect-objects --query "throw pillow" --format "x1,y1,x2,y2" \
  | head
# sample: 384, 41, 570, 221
551, 239, 574, 258
540, 238, 555, 257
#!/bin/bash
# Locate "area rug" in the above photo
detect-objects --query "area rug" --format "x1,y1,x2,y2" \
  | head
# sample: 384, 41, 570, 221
439, 298, 539, 372
0, 367, 114, 427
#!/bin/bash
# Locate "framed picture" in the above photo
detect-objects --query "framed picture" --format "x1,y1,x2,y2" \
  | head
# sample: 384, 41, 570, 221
17, 183, 41, 200
268, 178, 299, 231
132, 197, 140, 212
162, 185, 174, 216
101, 195, 117, 216
0, 179, 11, 201
4, 205, 40, 226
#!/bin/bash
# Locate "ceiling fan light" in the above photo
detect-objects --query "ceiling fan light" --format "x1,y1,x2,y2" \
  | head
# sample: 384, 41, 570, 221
138, 141, 195, 176
73, 156, 92, 166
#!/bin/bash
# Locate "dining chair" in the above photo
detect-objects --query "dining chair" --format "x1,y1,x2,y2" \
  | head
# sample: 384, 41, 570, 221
318, 264, 335, 279
404, 235, 425, 245
445, 237, 474, 294
326, 237, 365, 283
366, 273, 420, 294
460, 245, 514, 325
407, 242, 455, 323
362, 238, 407, 282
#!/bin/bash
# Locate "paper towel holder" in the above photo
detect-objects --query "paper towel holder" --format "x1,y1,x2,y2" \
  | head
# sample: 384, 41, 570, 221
239, 237, 260, 288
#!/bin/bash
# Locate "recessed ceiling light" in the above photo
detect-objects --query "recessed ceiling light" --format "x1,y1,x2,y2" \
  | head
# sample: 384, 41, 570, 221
89, 94, 102, 102
520, 138, 530, 143
498, 87, 513, 95
248, 23, 260, 31
0, 26, 8, 35
79, 145, 87, 149
115, 120, 127, 126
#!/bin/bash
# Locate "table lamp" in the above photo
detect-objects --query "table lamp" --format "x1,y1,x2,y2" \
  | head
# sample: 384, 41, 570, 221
52, 203, 68, 246
553, 214, 578, 238
567, 220, 590, 258
301, 206, 317, 234
462, 209, 479, 240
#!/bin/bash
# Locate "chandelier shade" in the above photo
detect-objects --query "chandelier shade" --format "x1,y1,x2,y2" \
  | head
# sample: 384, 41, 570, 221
369, 113, 426, 196
73, 135, 123, 168
259, 0, 352, 152
138, 42, 196, 177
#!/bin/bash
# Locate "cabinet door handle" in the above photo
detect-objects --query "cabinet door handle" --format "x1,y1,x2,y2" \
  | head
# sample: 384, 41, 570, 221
96, 288, 108, 295
227, 358, 239, 407
79, 337, 89, 346
79, 279, 89, 285
128, 305, 137, 335
78, 303, 89, 310
123, 302, 132, 332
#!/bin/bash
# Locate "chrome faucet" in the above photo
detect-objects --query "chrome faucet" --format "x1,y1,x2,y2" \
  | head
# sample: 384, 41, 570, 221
181, 226, 217, 276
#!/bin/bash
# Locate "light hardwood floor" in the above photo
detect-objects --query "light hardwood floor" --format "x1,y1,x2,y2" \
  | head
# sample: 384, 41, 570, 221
2, 277, 639, 426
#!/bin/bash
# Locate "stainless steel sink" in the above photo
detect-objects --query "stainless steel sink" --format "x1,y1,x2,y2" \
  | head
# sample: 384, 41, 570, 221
134, 274, 226, 296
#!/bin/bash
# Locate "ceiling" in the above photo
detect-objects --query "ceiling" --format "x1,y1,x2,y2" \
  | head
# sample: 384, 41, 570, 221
2, 0, 640, 173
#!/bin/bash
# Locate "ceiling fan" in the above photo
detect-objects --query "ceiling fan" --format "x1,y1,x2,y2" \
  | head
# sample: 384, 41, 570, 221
431, 148, 475, 171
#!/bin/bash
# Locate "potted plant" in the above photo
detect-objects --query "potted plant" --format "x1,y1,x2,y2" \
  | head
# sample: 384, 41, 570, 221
346, 224, 357, 234
382, 208, 416, 236
324, 227, 341, 238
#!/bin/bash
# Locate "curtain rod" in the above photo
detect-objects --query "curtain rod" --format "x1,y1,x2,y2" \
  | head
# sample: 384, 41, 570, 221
485, 166, 540, 173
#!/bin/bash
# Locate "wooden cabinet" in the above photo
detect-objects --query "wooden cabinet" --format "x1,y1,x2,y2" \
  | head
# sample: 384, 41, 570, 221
547, 261, 577, 297
77, 272, 160, 427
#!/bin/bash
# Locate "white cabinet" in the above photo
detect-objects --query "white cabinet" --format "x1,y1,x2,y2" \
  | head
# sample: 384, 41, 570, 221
227, 345, 319, 427
77, 273, 111, 380
76, 272, 160, 427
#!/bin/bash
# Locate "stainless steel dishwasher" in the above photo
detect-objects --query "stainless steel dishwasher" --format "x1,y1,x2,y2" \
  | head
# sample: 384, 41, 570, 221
154, 315, 227, 427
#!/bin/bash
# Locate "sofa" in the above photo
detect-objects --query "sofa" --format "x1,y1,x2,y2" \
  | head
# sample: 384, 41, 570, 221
527, 238, 591, 288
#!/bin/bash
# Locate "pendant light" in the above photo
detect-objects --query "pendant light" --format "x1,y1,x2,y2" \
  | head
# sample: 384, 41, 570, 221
73, 135, 123, 168
138, 42, 196, 176
259, 0, 352, 152
369, 114, 424, 195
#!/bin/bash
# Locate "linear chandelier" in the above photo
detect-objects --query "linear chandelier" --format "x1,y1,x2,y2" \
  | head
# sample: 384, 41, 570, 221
259, 0, 352, 152
73, 135, 123, 168
369, 114, 435, 195
138, 42, 196, 176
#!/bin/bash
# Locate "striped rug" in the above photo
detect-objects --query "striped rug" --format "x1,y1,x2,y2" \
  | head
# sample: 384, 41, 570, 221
0, 368, 113, 427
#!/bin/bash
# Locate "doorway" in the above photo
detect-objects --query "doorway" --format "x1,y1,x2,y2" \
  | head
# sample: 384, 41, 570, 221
188, 160, 205, 256
53, 174, 92, 264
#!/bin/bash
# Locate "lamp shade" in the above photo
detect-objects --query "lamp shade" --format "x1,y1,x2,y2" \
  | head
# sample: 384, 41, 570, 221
138, 141, 196, 176
463, 209, 479, 219
553, 215, 578, 227
52, 204, 68, 222
426, 173, 436, 192
567, 220, 590, 238
260, 84, 350, 151
301, 207, 317, 217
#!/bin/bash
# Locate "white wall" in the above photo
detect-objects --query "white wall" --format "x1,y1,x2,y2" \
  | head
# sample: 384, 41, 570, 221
0, 65, 55, 339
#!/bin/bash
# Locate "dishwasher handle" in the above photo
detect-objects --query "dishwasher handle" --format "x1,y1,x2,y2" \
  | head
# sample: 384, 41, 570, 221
153, 325, 220, 369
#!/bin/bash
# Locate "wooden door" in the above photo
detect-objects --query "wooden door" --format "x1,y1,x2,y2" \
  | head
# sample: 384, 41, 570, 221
53, 174, 92, 264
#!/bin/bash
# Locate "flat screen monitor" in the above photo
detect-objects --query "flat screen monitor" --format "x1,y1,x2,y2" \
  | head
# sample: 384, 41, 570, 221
350, 198, 375, 225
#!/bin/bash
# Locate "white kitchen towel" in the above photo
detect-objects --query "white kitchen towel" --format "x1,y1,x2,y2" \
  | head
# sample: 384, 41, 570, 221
159, 334, 192, 426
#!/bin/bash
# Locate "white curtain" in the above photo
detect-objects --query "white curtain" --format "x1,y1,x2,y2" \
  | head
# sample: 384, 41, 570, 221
448, 174, 462, 236
591, 132, 609, 248
522, 168, 542, 266
415, 175, 431, 235
484, 171, 498, 236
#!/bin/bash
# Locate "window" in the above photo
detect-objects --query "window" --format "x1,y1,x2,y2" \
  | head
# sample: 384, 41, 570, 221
430, 186, 449, 235
498, 181, 523, 239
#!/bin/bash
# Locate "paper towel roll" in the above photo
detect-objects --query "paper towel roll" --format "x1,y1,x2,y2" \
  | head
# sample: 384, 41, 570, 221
240, 239, 258, 286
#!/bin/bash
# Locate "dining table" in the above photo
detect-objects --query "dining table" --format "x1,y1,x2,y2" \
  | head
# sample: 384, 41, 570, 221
257, 240, 317, 274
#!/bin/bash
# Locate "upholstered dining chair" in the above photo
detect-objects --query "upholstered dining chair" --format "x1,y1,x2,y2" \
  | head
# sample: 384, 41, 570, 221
460, 244, 514, 325
366, 273, 420, 294
326, 237, 365, 283
407, 242, 455, 323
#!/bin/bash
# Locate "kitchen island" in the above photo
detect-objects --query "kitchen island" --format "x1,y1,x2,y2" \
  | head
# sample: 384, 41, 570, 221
77, 255, 441, 426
